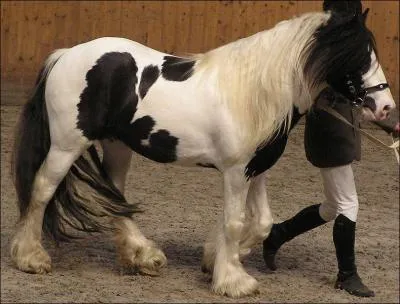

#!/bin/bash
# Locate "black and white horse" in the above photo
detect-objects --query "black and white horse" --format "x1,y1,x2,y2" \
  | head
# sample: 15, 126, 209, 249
11, 4, 395, 298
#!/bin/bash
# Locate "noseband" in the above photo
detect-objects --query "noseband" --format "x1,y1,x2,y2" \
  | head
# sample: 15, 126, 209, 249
345, 75, 389, 107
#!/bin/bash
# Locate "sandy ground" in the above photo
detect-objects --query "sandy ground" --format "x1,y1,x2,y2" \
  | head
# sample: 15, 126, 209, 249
1, 105, 399, 303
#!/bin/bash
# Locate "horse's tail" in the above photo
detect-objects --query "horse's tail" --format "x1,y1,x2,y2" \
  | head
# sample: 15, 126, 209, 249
12, 48, 68, 221
12, 49, 140, 242
46, 145, 141, 242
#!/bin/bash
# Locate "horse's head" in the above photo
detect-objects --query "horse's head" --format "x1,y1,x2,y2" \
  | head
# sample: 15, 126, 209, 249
303, 1, 396, 121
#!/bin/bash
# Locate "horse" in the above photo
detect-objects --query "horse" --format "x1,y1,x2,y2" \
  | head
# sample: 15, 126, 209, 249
10, 4, 395, 298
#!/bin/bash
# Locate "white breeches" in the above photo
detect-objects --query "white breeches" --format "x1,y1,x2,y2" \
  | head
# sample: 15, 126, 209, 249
318, 164, 359, 222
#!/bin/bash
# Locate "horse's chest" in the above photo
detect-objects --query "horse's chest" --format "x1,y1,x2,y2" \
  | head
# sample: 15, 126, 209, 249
244, 107, 303, 178
245, 135, 289, 179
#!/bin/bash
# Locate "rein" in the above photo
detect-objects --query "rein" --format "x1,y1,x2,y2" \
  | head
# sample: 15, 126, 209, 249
317, 104, 399, 164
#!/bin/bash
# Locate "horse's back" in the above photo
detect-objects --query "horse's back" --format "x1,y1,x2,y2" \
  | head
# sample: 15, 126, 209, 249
42, 37, 227, 165
46, 37, 165, 94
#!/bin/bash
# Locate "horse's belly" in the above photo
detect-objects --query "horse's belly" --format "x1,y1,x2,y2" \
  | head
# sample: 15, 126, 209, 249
117, 124, 218, 166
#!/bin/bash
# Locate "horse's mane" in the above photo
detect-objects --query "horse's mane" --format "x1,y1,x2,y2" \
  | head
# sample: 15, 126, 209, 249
303, 10, 377, 94
191, 12, 329, 155
190, 11, 376, 157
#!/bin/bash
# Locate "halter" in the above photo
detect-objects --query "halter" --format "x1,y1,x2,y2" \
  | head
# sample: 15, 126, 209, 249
345, 75, 389, 107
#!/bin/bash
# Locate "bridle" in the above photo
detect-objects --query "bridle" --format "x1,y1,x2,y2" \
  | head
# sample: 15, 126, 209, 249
344, 75, 389, 108
322, 74, 390, 109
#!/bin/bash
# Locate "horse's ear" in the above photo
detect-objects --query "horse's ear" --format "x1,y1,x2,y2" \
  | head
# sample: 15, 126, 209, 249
362, 8, 370, 22
323, 0, 362, 16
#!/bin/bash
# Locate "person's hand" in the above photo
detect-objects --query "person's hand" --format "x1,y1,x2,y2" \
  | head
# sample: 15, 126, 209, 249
373, 109, 399, 137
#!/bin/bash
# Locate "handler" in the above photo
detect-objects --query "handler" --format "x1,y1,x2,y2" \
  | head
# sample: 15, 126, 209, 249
262, 89, 399, 297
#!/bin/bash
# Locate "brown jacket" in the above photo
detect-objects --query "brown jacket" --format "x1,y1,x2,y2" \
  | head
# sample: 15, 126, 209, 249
305, 91, 399, 168
305, 99, 361, 168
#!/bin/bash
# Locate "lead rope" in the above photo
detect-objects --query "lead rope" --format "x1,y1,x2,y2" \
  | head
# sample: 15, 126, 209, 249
392, 134, 400, 163
317, 105, 399, 164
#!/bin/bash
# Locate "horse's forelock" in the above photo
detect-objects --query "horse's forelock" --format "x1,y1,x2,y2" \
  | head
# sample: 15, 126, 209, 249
303, 11, 377, 90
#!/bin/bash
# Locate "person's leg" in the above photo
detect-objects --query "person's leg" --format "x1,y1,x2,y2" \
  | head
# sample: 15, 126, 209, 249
321, 166, 374, 297
262, 204, 326, 270
263, 164, 374, 297
263, 164, 354, 270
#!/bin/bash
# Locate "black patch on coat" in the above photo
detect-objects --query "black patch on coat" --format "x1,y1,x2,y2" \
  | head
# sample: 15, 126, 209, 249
161, 56, 195, 81
139, 65, 160, 99
245, 107, 303, 179
77, 52, 179, 163
114, 116, 179, 163
77, 52, 138, 140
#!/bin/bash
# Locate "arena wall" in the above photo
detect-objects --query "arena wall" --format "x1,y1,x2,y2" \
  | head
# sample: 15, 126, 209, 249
1, 1, 398, 104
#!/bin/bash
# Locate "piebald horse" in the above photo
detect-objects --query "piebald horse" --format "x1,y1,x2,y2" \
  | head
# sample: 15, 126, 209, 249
11, 5, 395, 298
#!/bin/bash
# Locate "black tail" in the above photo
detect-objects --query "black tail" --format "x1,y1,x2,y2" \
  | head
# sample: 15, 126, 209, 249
12, 50, 140, 242
12, 57, 56, 220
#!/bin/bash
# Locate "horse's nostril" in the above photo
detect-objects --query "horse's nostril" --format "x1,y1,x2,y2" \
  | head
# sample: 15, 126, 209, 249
383, 105, 392, 112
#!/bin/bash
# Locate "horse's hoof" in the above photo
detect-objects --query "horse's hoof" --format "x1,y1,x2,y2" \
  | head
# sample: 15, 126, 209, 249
11, 238, 52, 274
139, 267, 162, 276
212, 268, 259, 298
136, 246, 167, 276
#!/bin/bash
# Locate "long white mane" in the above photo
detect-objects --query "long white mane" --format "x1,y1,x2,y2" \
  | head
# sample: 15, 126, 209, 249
193, 12, 330, 155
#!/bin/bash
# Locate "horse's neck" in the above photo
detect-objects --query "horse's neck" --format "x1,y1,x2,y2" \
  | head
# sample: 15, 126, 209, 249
195, 12, 328, 155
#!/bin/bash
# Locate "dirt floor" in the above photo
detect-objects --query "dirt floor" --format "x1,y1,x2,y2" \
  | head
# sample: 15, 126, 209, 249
1, 105, 399, 303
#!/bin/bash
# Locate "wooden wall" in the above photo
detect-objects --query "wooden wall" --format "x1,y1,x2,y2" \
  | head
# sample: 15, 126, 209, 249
1, 1, 399, 101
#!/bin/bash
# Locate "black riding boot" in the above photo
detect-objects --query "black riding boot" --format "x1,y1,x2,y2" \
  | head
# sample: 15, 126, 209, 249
263, 204, 326, 270
333, 214, 375, 297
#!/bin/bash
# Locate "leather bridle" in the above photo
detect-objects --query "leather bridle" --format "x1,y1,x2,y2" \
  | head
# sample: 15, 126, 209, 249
345, 75, 389, 107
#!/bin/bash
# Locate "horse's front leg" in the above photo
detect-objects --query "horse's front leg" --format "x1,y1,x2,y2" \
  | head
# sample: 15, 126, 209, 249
201, 172, 272, 271
239, 172, 273, 255
211, 166, 258, 297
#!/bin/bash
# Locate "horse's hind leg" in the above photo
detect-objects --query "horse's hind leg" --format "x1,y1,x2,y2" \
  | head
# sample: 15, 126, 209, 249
11, 143, 88, 273
101, 139, 132, 193
101, 139, 167, 275
113, 218, 167, 275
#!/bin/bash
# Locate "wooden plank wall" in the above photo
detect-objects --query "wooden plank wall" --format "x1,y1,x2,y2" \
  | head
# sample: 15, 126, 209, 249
1, 1, 399, 102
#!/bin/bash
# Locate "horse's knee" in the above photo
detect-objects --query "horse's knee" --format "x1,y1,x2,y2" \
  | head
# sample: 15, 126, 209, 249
224, 220, 244, 240
257, 216, 273, 238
